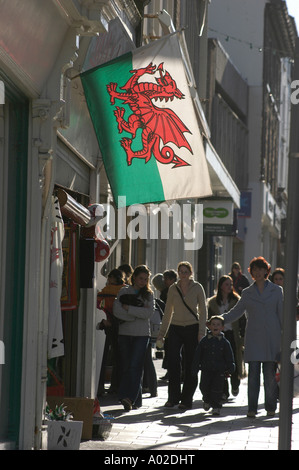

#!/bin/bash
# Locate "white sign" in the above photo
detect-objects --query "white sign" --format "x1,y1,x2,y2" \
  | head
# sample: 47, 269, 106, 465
203, 200, 234, 225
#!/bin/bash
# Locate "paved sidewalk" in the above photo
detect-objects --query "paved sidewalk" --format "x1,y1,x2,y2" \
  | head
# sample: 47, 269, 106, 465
80, 358, 299, 452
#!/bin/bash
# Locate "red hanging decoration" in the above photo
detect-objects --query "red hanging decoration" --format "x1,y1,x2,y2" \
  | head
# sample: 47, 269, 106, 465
94, 238, 110, 262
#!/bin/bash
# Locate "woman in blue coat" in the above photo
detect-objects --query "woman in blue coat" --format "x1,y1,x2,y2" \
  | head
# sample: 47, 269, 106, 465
222, 257, 283, 418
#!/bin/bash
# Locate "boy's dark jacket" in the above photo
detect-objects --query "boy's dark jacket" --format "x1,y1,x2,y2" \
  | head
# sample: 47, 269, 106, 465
192, 332, 235, 375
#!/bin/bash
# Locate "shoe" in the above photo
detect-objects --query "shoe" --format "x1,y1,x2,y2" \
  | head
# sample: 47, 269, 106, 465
97, 386, 106, 396
178, 403, 192, 410
232, 388, 239, 397
212, 408, 221, 416
247, 411, 256, 418
203, 402, 210, 411
160, 373, 168, 381
164, 401, 177, 408
150, 392, 158, 397
267, 411, 275, 417
164, 401, 178, 407
121, 398, 132, 411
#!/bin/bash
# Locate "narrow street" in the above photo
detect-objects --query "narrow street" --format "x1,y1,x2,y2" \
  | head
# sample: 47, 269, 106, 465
80, 357, 299, 452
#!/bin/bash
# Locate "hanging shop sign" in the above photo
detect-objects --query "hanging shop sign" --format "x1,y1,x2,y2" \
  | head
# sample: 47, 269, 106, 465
61, 223, 79, 310
238, 191, 252, 218
203, 200, 234, 235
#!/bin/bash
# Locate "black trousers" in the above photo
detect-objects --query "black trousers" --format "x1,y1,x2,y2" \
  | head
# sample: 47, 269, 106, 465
167, 324, 198, 407
143, 341, 157, 395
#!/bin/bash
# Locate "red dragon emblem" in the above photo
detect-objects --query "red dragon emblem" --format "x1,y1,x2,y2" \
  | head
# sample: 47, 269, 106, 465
107, 62, 193, 167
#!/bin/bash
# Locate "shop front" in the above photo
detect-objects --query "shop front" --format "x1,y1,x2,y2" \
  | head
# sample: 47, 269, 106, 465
0, 75, 29, 448
0, 0, 148, 450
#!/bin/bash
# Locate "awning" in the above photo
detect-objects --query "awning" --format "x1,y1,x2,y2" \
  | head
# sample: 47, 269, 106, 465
205, 141, 240, 208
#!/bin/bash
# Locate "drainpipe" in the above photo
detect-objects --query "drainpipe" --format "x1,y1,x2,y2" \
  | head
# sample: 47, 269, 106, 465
278, 37, 299, 451
32, 96, 63, 449
35, 152, 55, 450
33, 28, 80, 449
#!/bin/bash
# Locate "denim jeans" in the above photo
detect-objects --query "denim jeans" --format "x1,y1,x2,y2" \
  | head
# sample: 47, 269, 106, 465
118, 335, 149, 407
167, 324, 199, 407
248, 361, 278, 413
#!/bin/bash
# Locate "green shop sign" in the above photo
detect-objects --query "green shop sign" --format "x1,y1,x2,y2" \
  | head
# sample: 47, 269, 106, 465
203, 200, 234, 236
203, 207, 229, 219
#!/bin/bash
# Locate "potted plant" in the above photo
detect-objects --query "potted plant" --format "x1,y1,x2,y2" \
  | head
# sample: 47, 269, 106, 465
45, 404, 83, 450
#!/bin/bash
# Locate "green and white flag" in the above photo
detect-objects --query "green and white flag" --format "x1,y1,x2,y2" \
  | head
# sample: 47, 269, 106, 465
81, 32, 212, 207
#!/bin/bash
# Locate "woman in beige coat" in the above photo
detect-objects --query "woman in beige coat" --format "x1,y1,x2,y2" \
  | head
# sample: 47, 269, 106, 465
157, 261, 207, 410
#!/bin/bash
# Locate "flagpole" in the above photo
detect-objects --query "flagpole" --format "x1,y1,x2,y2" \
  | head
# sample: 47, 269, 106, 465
278, 37, 299, 450
73, 29, 185, 81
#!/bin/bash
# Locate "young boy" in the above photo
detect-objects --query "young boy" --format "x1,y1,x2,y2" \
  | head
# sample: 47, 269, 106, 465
192, 315, 235, 415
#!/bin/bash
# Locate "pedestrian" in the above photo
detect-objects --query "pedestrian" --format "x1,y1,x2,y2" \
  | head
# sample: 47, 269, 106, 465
96, 268, 125, 396
271, 267, 285, 287
160, 269, 179, 380
142, 272, 165, 397
142, 300, 161, 397
207, 275, 246, 400
151, 272, 167, 314
160, 269, 178, 381
156, 261, 207, 410
152, 273, 166, 295
118, 263, 133, 285
222, 256, 283, 418
192, 315, 235, 416
229, 262, 250, 296
113, 265, 154, 411
161, 269, 178, 303
142, 341, 158, 397
271, 267, 299, 321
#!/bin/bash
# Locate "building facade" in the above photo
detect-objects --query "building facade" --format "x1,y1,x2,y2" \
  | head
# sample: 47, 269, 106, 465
142, 0, 241, 296
0, 0, 296, 450
0, 0, 149, 450
208, 0, 296, 272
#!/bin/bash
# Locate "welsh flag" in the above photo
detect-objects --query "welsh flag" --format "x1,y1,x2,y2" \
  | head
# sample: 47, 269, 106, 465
81, 32, 212, 207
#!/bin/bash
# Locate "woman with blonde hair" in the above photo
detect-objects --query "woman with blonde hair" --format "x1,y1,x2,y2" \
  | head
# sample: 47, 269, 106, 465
113, 265, 154, 411
157, 261, 207, 410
